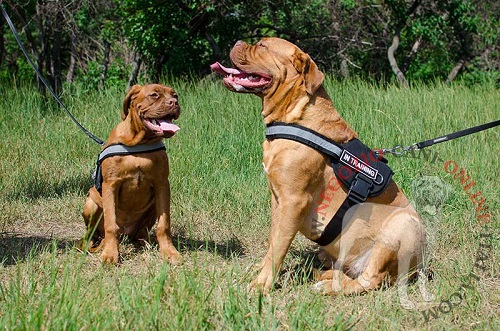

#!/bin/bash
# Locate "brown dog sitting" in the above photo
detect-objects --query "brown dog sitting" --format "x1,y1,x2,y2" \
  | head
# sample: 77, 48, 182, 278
211, 38, 431, 306
81, 84, 182, 264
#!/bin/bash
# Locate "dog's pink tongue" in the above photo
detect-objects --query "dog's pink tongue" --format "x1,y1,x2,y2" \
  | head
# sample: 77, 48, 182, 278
210, 62, 243, 75
159, 120, 180, 134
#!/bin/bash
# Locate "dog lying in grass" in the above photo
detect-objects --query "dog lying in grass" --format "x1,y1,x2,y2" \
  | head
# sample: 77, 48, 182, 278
80, 84, 182, 265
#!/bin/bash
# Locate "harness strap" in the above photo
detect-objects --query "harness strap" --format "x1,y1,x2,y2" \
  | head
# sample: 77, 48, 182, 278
266, 122, 393, 246
266, 123, 343, 159
97, 142, 166, 163
92, 142, 166, 193
314, 197, 354, 246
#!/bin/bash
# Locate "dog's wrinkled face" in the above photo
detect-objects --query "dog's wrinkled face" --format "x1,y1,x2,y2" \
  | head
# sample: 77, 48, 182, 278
122, 84, 180, 138
211, 37, 324, 97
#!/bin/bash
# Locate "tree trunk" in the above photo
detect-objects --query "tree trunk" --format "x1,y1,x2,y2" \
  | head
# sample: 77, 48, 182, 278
0, 17, 4, 67
204, 32, 220, 61
340, 59, 350, 79
52, 12, 63, 95
446, 59, 465, 84
100, 39, 110, 88
387, 0, 421, 88
128, 51, 142, 88
35, 4, 46, 94
152, 55, 165, 82
387, 31, 409, 88
42, 26, 53, 93
401, 38, 421, 73
66, 33, 77, 83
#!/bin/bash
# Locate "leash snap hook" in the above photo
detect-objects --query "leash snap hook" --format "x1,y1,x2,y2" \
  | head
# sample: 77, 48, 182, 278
382, 143, 418, 156
384, 145, 404, 156
403, 143, 419, 153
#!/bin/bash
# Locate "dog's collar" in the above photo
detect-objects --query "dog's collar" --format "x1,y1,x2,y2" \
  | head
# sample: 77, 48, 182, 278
92, 142, 166, 193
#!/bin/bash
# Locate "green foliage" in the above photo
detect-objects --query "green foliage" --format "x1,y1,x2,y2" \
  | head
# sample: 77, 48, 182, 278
458, 61, 500, 87
76, 58, 130, 88
1, 0, 498, 85
118, 0, 335, 77
339, 0, 357, 10
120, 0, 196, 77
0, 58, 36, 84
380, 0, 492, 82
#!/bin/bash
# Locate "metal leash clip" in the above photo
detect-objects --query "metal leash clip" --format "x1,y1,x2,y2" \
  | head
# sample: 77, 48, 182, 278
376, 143, 419, 157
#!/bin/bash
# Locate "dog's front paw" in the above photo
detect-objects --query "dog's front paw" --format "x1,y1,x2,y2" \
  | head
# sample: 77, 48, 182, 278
247, 279, 271, 295
160, 248, 183, 265
168, 252, 183, 265
248, 270, 275, 295
101, 249, 119, 264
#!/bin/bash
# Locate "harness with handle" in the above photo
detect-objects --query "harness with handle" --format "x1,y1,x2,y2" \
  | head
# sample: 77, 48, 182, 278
266, 122, 393, 246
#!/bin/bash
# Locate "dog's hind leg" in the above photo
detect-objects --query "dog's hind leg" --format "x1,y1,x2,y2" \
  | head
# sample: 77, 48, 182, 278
397, 274, 415, 309
397, 268, 434, 309
313, 269, 351, 295
340, 241, 398, 295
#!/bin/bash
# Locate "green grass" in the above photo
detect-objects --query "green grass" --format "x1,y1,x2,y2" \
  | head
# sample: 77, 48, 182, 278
0, 78, 498, 330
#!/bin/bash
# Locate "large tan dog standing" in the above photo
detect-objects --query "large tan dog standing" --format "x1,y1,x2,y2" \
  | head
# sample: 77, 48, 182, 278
211, 38, 432, 305
81, 84, 182, 265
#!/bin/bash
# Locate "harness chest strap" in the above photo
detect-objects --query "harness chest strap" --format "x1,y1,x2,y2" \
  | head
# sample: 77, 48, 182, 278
92, 141, 166, 193
266, 124, 344, 158
265, 122, 393, 246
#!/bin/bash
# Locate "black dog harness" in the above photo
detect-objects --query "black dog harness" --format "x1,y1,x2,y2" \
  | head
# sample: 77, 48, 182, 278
266, 122, 393, 246
92, 142, 166, 193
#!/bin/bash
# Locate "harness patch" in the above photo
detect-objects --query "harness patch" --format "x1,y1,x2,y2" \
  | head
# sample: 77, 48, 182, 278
340, 149, 378, 181
332, 138, 392, 199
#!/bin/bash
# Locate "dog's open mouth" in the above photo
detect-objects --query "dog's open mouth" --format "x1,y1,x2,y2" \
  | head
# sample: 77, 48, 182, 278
143, 117, 180, 137
210, 62, 271, 92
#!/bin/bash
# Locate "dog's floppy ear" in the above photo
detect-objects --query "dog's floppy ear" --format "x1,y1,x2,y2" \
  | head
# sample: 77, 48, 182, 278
122, 84, 143, 120
293, 51, 324, 95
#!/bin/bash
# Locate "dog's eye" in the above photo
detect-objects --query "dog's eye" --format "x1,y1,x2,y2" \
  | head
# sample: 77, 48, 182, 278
172, 93, 178, 99
149, 92, 159, 99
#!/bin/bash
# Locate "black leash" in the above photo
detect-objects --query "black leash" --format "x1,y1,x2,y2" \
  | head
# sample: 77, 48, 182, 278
380, 119, 500, 156
1, 4, 105, 146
